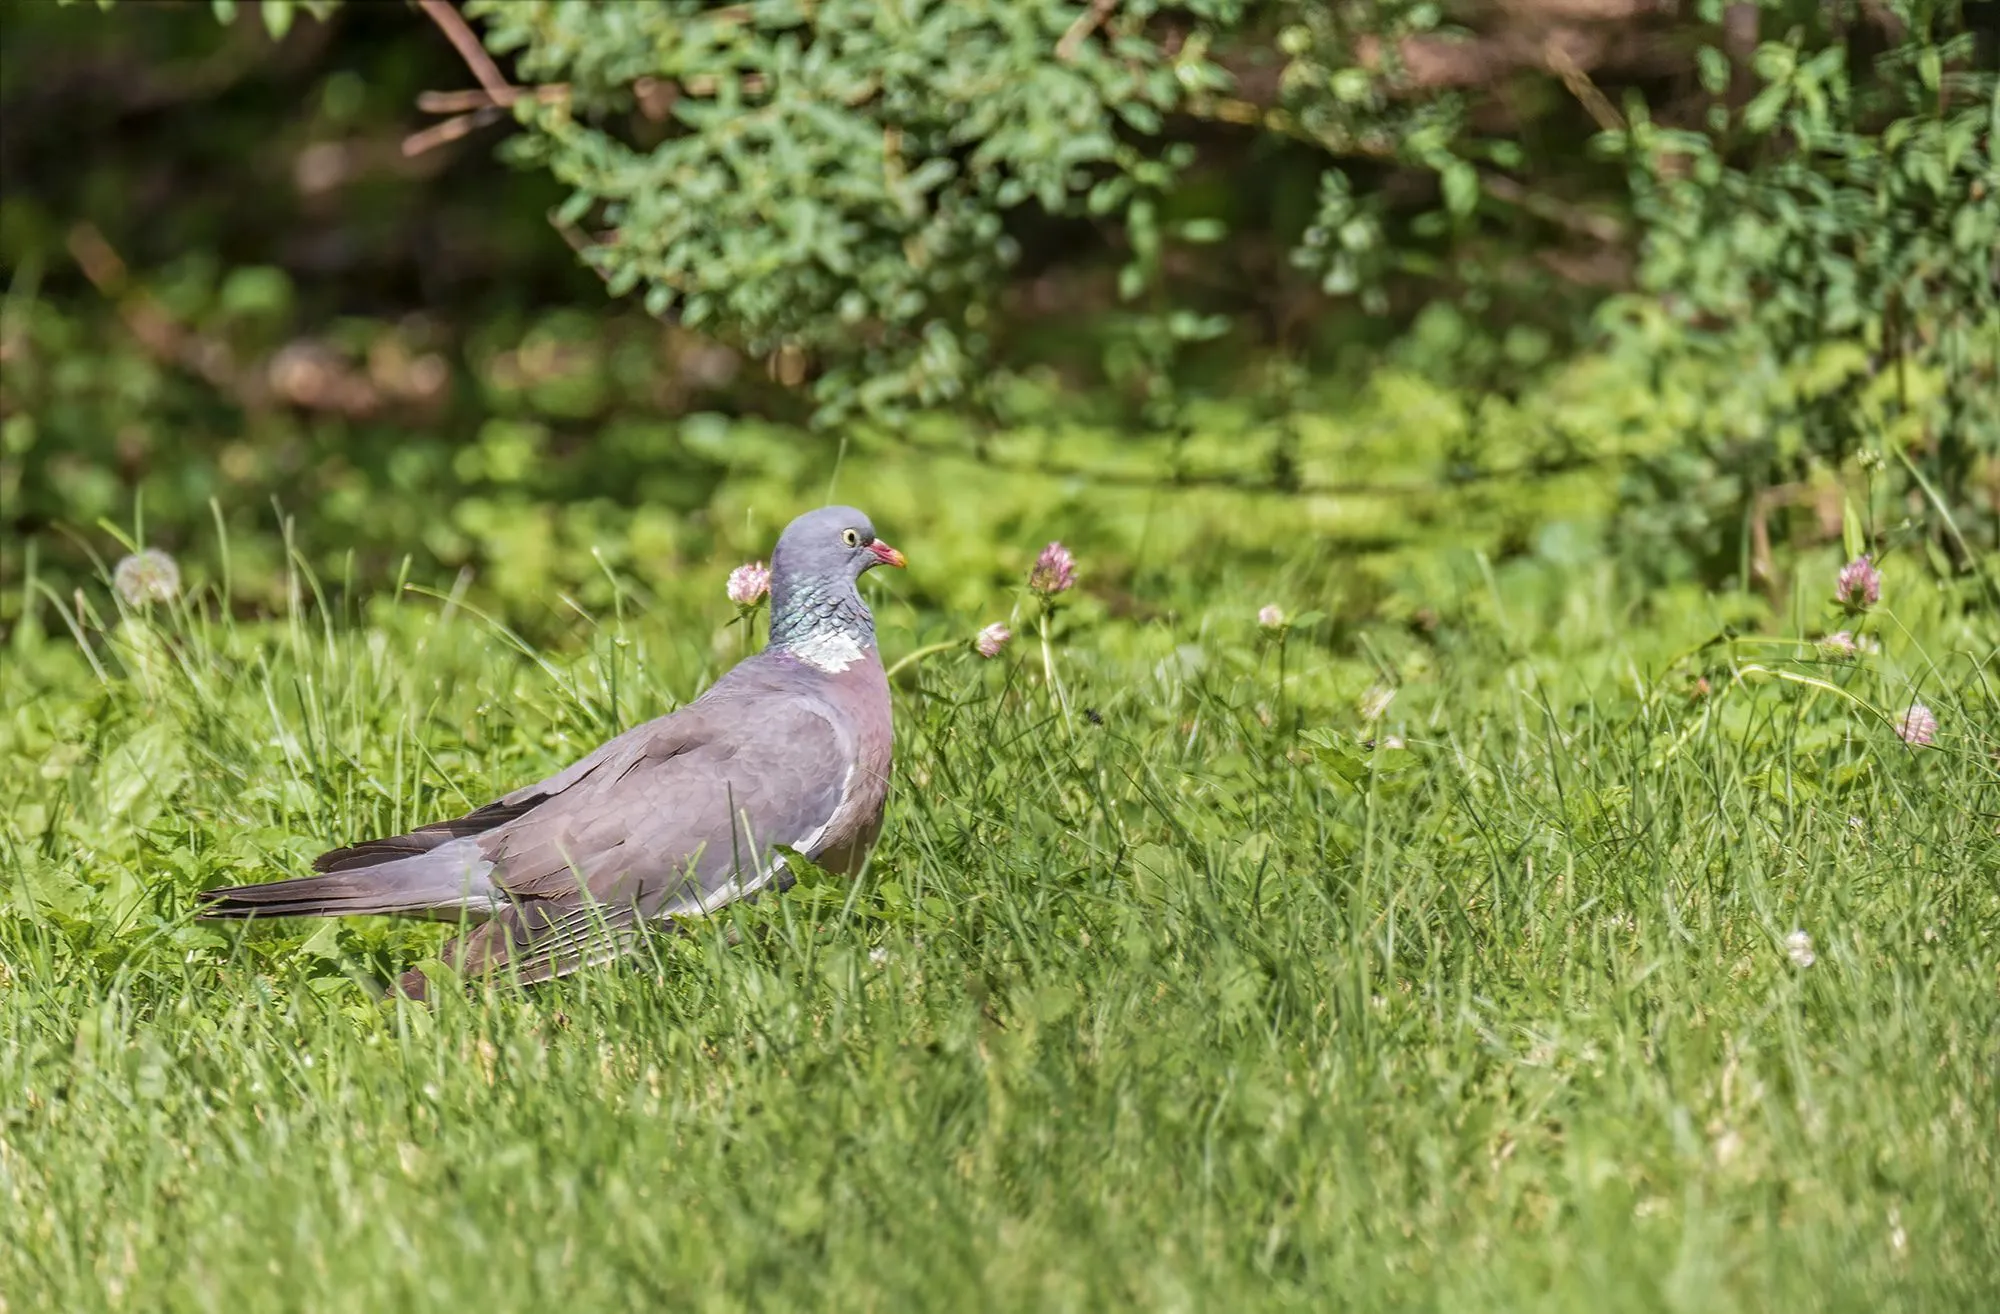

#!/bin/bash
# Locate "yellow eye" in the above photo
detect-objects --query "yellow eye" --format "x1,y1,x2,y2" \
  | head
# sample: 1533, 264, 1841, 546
841, 528, 861, 547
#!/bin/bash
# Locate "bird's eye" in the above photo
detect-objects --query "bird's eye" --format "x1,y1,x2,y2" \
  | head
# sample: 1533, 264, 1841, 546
841, 528, 861, 547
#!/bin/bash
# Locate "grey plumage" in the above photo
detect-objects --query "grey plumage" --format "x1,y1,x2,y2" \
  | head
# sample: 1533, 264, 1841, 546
200, 505, 904, 998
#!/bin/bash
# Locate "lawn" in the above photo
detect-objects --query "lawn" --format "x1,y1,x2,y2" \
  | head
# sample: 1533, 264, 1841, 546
3, 489, 1996, 1311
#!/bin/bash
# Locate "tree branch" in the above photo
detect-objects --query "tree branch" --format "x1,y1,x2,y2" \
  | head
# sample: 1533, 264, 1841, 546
1057, 0, 1119, 63
415, 72, 756, 118
417, 86, 567, 114
1479, 172, 1624, 243
400, 106, 505, 158
1542, 37, 1627, 134
414, 0, 513, 103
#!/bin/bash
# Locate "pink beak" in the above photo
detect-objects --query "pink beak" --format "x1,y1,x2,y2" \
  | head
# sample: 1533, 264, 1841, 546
869, 539, 907, 568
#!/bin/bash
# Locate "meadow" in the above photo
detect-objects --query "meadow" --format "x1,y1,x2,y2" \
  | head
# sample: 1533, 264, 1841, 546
5, 1, 1997, 1305
3, 437, 1996, 1311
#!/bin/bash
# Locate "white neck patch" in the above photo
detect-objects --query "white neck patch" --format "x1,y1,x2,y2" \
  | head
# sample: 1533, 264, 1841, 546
791, 629, 865, 674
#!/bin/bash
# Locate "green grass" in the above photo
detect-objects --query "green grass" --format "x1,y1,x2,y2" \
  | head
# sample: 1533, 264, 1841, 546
3, 527, 1997, 1312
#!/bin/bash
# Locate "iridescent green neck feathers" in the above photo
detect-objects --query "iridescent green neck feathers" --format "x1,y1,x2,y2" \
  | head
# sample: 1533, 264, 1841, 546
769, 578, 875, 673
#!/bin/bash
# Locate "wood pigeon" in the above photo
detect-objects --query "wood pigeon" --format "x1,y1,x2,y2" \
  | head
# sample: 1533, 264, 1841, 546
199, 505, 905, 998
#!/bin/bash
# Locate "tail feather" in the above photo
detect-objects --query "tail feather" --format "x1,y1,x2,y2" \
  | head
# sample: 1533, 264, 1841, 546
198, 837, 498, 922
198, 872, 413, 919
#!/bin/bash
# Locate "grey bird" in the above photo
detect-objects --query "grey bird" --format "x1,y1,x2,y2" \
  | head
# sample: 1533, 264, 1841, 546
199, 506, 905, 999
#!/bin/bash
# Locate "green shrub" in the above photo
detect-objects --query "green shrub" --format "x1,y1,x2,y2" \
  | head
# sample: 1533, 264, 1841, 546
462, 0, 2000, 572
16, 0, 1995, 609
1604, 0, 1998, 581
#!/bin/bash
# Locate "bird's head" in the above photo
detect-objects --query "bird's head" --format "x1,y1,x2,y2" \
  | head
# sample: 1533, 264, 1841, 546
766, 506, 905, 663
771, 505, 906, 587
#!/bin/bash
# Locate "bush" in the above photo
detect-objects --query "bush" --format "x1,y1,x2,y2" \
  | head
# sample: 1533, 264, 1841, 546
8, 0, 1993, 613
1605, 0, 1998, 581
464, 0, 2000, 576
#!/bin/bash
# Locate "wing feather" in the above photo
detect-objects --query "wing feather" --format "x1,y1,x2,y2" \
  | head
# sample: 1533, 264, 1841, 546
482, 698, 849, 915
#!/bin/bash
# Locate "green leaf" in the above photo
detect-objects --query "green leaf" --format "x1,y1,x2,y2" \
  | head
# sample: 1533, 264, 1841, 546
98, 723, 187, 826
1329, 68, 1373, 105
1697, 46, 1731, 97
1440, 162, 1478, 218
1751, 43, 1795, 83
1744, 84, 1789, 133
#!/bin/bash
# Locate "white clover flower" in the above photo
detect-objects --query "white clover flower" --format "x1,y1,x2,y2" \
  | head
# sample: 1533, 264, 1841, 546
974, 623, 1011, 658
1896, 703, 1937, 747
726, 560, 771, 606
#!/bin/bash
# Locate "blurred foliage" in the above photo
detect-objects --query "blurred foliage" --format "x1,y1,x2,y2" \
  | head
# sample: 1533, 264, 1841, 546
2, 0, 1995, 634
477, 0, 1220, 421
1605, 0, 1999, 582
471, 0, 1612, 421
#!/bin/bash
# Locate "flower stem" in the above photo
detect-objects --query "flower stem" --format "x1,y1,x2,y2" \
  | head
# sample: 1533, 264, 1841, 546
884, 639, 962, 681
1039, 607, 1072, 727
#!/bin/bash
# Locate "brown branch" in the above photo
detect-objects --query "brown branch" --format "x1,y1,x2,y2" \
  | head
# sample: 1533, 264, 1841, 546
1543, 37, 1626, 133
412, 73, 740, 133
403, 0, 519, 157
1479, 172, 1624, 243
1183, 94, 1399, 160
415, 0, 513, 103
1057, 0, 1120, 63
1201, 15, 1676, 104
1493, 0, 1665, 18
1354, 23, 1671, 94
401, 106, 505, 158
417, 85, 568, 114
1534, 246, 1632, 287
